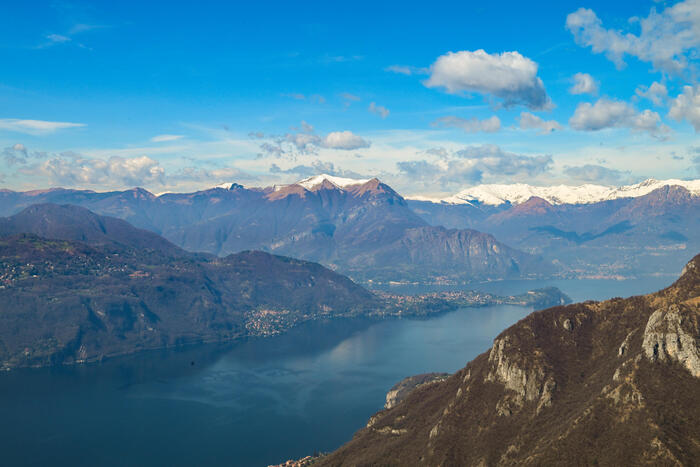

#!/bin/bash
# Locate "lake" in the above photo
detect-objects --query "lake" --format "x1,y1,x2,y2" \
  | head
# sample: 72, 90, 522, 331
0, 277, 674, 466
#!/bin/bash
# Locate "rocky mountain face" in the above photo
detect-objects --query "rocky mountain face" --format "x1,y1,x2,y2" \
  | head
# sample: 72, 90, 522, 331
0, 205, 380, 369
318, 253, 700, 465
0, 177, 551, 282
409, 185, 700, 279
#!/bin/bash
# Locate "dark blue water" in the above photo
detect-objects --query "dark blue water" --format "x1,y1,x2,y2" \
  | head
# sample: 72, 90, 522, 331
0, 278, 672, 467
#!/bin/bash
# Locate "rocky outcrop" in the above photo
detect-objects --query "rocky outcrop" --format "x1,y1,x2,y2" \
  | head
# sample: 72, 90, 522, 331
642, 304, 700, 377
384, 373, 450, 409
485, 336, 555, 414
317, 253, 700, 466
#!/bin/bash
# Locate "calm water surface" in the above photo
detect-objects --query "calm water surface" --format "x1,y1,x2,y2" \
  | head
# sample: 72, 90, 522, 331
0, 277, 672, 467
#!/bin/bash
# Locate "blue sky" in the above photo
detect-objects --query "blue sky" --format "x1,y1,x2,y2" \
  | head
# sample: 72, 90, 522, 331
1, 0, 699, 195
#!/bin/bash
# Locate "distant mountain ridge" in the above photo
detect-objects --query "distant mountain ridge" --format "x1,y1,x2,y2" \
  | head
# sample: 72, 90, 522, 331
3, 175, 698, 282
0, 176, 552, 283
409, 184, 700, 279
408, 178, 700, 206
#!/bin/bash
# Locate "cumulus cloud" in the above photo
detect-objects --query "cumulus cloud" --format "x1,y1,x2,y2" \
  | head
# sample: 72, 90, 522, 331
424, 49, 551, 110
564, 164, 630, 184
397, 144, 553, 187
1, 144, 48, 166
668, 84, 700, 131
569, 98, 670, 137
0, 119, 86, 135
636, 81, 668, 106
432, 115, 501, 133
368, 102, 390, 118
258, 124, 370, 158
566, 2, 700, 74
569, 73, 599, 95
151, 134, 184, 143
29, 154, 165, 186
22, 154, 165, 187
518, 112, 562, 134
322, 131, 370, 150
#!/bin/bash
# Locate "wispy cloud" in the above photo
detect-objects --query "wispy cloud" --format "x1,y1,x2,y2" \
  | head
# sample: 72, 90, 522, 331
368, 102, 390, 119
385, 65, 429, 75
151, 134, 184, 143
432, 115, 501, 133
0, 119, 86, 135
518, 112, 562, 134
281, 93, 326, 104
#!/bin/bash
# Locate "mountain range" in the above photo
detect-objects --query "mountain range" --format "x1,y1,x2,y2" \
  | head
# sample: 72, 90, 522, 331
408, 178, 700, 206
409, 182, 699, 279
313, 253, 700, 465
0, 176, 553, 283
1, 175, 698, 282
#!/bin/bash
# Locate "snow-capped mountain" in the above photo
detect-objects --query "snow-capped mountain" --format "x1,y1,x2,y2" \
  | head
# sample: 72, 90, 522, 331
295, 174, 371, 190
409, 179, 700, 206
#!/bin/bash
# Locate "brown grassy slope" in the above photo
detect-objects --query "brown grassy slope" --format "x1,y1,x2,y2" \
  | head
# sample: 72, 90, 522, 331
320, 254, 700, 466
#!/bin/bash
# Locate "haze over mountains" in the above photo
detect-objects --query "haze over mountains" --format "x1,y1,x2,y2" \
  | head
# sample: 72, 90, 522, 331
1, 175, 698, 282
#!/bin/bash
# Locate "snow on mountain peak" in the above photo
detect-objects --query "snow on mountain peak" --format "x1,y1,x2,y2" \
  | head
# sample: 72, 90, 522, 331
213, 182, 244, 190
295, 174, 371, 190
409, 178, 700, 206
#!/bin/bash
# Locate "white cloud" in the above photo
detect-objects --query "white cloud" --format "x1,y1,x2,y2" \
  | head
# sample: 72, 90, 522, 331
569, 98, 670, 137
424, 49, 551, 110
26, 154, 165, 187
46, 34, 71, 43
668, 84, 700, 131
636, 81, 668, 106
258, 124, 371, 158
151, 134, 184, 143
0, 119, 86, 135
518, 112, 562, 134
432, 115, 501, 133
566, 2, 700, 74
397, 144, 552, 188
368, 102, 390, 119
569, 72, 599, 95
322, 131, 371, 150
